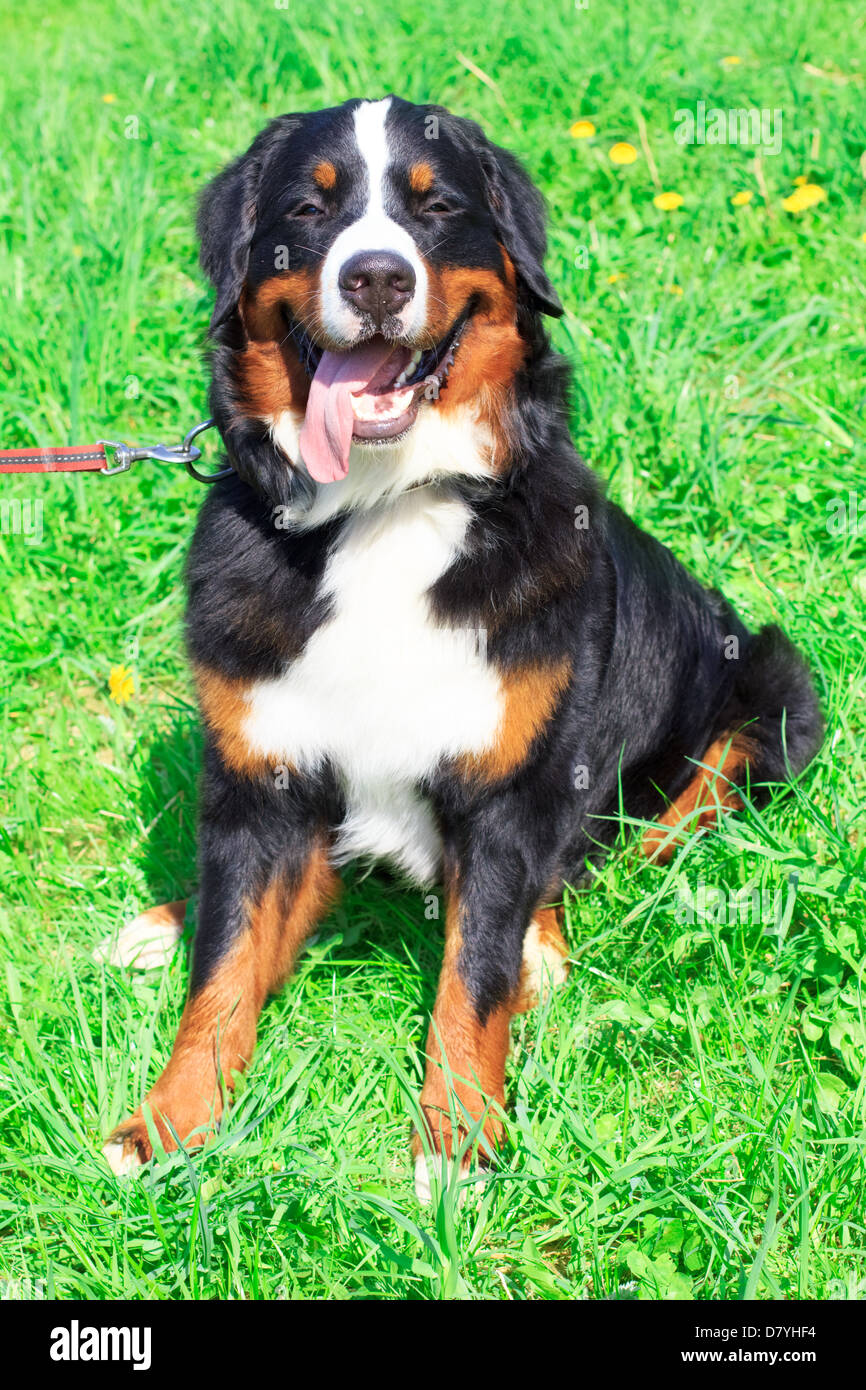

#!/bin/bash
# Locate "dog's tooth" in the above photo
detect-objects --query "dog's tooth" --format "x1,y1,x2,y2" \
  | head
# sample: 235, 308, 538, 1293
394, 349, 423, 390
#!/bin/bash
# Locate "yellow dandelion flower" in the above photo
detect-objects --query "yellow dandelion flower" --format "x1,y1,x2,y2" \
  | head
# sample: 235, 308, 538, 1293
654, 191, 684, 211
569, 119, 596, 139
861, 232, 866, 242
666, 284, 684, 295
607, 272, 627, 284
720, 55, 742, 66
102, 93, 117, 104
609, 142, 638, 166
783, 183, 826, 212
731, 190, 753, 206
793, 175, 808, 186
109, 664, 135, 705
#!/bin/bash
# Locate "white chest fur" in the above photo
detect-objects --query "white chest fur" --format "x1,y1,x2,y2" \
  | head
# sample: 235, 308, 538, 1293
242, 487, 502, 883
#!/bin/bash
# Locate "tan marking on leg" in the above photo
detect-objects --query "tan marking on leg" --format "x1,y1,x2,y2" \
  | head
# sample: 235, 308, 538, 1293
643, 731, 757, 864
414, 892, 511, 1200
94, 899, 189, 971
459, 658, 571, 784
312, 160, 337, 190
515, 905, 570, 1013
408, 161, 434, 193
104, 847, 338, 1169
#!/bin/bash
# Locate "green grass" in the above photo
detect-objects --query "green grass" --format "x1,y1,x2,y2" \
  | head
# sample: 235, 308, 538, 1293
1, 0, 865, 1301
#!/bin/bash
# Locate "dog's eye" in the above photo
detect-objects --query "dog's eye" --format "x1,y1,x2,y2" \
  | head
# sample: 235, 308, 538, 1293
290, 203, 324, 218
424, 199, 457, 215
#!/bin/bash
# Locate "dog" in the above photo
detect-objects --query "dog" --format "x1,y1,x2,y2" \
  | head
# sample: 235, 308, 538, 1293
102, 96, 823, 1200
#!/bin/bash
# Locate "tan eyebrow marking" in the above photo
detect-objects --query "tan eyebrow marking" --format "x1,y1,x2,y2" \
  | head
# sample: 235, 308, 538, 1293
312, 160, 337, 190
409, 161, 434, 193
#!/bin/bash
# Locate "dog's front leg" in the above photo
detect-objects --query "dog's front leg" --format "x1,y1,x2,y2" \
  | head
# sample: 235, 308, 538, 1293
103, 759, 338, 1173
414, 800, 567, 1201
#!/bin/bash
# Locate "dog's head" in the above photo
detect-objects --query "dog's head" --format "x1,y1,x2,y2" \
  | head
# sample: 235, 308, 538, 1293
198, 96, 562, 491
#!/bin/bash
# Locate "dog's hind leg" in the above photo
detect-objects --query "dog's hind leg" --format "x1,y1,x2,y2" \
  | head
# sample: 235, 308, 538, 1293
643, 624, 823, 864
103, 776, 339, 1173
642, 731, 754, 864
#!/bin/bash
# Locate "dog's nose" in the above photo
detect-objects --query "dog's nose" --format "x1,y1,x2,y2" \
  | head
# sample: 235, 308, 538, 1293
338, 252, 416, 323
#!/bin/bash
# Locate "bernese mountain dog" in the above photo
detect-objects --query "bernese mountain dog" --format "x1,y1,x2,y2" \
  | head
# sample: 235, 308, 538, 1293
102, 95, 823, 1201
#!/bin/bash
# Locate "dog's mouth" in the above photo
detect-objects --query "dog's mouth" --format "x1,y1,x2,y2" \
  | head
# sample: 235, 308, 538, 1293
288, 308, 471, 485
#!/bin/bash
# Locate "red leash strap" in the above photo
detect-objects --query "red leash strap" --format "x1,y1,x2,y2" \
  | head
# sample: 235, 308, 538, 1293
0, 421, 230, 483
0, 443, 109, 474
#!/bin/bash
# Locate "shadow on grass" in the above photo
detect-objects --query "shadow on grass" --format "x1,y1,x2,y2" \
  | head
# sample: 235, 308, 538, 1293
133, 705, 201, 906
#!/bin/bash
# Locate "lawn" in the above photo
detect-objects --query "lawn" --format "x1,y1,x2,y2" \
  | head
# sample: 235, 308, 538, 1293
0, 0, 864, 1301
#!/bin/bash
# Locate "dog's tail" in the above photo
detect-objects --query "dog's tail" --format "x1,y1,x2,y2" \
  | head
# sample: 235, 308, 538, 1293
723, 623, 824, 789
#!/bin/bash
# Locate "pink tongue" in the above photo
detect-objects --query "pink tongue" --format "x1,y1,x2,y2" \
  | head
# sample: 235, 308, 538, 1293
299, 340, 400, 484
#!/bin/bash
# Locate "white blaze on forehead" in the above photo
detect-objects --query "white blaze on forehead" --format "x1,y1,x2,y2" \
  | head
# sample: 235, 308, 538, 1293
320, 97, 428, 344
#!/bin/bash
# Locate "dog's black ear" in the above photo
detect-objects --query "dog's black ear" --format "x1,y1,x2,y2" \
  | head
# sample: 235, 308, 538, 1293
480, 142, 563, 318
455, 119, 563, 319
197, 149, 263, 331
197, 116, 299, 332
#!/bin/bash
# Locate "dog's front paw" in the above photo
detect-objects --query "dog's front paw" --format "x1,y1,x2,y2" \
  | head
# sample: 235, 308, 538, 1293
413, 1149, 475, 1205
102, 1091, 215, 1177
92, 899, 189, 971
101, 1115, 154, 1176
411, 1109, 498, 1206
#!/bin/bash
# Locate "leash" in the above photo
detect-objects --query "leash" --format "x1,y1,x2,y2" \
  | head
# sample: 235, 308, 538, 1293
0, 418, 233, 483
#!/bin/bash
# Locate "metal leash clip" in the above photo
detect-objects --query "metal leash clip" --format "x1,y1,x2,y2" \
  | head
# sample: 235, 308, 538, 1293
96, 418, 233, 483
